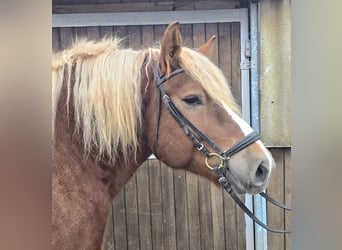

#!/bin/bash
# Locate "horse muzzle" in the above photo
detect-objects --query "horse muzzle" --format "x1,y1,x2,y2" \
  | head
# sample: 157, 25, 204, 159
223, 156, 274, 195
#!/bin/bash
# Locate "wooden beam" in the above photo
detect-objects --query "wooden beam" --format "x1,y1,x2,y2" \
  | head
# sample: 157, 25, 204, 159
52, 1, 240, 14
52, 9, 246, 27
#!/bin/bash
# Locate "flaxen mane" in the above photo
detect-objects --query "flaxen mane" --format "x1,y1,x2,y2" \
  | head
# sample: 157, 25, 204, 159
52, 38, 240, 164
52, 38, 145, 162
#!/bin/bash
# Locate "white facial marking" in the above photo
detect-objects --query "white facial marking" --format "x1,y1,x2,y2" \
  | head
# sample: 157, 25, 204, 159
224, 105, 275, 172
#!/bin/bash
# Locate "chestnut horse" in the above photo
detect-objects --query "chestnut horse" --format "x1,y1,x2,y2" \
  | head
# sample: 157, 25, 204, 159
52, 22, 275, 249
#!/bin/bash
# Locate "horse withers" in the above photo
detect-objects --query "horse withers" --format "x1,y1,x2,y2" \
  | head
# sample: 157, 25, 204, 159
52, 22, 275, 249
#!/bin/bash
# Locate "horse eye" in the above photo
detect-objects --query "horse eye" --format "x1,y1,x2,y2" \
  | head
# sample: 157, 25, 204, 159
182, 96, 202, 106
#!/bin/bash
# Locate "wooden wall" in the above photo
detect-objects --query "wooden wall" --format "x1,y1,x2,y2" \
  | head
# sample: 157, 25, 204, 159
103, 148, 291, 250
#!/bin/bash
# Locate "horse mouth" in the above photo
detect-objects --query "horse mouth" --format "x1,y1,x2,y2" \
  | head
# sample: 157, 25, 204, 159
224, 168, 265, 195
224, 169, 248, 194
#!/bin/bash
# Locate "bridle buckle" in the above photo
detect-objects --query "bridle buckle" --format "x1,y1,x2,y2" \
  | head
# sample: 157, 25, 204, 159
205, 153, 224, 170
196, 143, 204, 151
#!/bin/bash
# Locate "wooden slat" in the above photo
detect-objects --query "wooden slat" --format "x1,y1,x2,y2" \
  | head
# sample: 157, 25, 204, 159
236, 194, 246, 250
104, 207, 114, 250
73, 27, 88, 40
161, 163, 176, 250
211, 184, 226, 250
100, 26, 114, 38
185, 172, 201, 250
267, 149, 285, 250
124, 173, 140, 250
231, 22, 241, 106
154, 25, 167, 46
218, 23, 233, 96
193, 23, 214, 250
87, 26, 100, 40
69, 0, 97, 5
136, 162, 152, 250
198, 176, 213, 250
205, 23, 219, 65
52, 28, 60, 52
112, 189, 127, 250
284, 149, 292, 249
52, 1, 240, 14
141, 25, 154, 49
180, 24, 193, 48
148, 160, 164, 249
114, 26, 128, 47
127, 25, 142, 50
192, 23, 205, 48
223, 188, 239, 250
52, 9, 247, 28
59, 27, 73, 50
173, 169, 189, 249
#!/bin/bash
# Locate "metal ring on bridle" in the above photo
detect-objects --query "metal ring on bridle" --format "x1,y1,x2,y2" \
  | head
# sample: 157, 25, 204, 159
205, 153, 224, 170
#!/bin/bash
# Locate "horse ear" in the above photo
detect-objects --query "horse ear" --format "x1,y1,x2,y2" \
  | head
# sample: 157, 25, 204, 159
196, 36, 217, 58
159, 21, 182, 76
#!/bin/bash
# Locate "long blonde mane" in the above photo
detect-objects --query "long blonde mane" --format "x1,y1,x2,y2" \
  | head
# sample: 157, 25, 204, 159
52, 38, 145, 162
52, 37, 240, 164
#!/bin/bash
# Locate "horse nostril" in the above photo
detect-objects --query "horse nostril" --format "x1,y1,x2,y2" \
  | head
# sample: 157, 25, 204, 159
255, 163, 268, 183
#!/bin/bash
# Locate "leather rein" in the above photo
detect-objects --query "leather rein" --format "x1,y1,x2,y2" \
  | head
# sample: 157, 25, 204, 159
152, 61, 291, 234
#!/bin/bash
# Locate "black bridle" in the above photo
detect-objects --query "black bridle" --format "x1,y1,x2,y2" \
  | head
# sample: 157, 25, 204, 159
152, 61, 291, 234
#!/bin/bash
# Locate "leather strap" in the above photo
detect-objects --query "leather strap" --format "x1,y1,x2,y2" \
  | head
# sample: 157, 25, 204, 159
213, 166, 291, 234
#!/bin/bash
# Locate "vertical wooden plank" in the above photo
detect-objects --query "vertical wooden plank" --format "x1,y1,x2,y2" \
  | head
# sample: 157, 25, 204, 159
100, 26, 114, 39
104, 207, 115, 250
284, 149, 292, 250
127, 25, 142, 50
112, 189, 127, 250
193, 23, 205, 48
154, 24, 167, 46
223, 189, 239, 250
52, 28, 60, 52
73, 27, 88, 40
161, 163, 177, 250
205, 23, 219, 65
59, 27, 73, 50
198, 176, 213, 250
235, 194, 246, 250
87, 26, 100, 41
231, 22, 242, 106
267, 149, 285, 250
136, 162, 152, 250
174, 169, 189, 250
218, 23, 233, 96
193, 23, 214, 250
180, 24, 193, 48
124, 173, 140, 250
149, 160, 164, 250
185, 171, 201, 250
211, 184, 226, 250
206, 23, 225, 250
142, 25, 154, 49
113, 26, 128, 47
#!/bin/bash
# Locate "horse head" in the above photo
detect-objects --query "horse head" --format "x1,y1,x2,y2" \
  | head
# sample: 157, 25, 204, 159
142, 22, 275, 194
